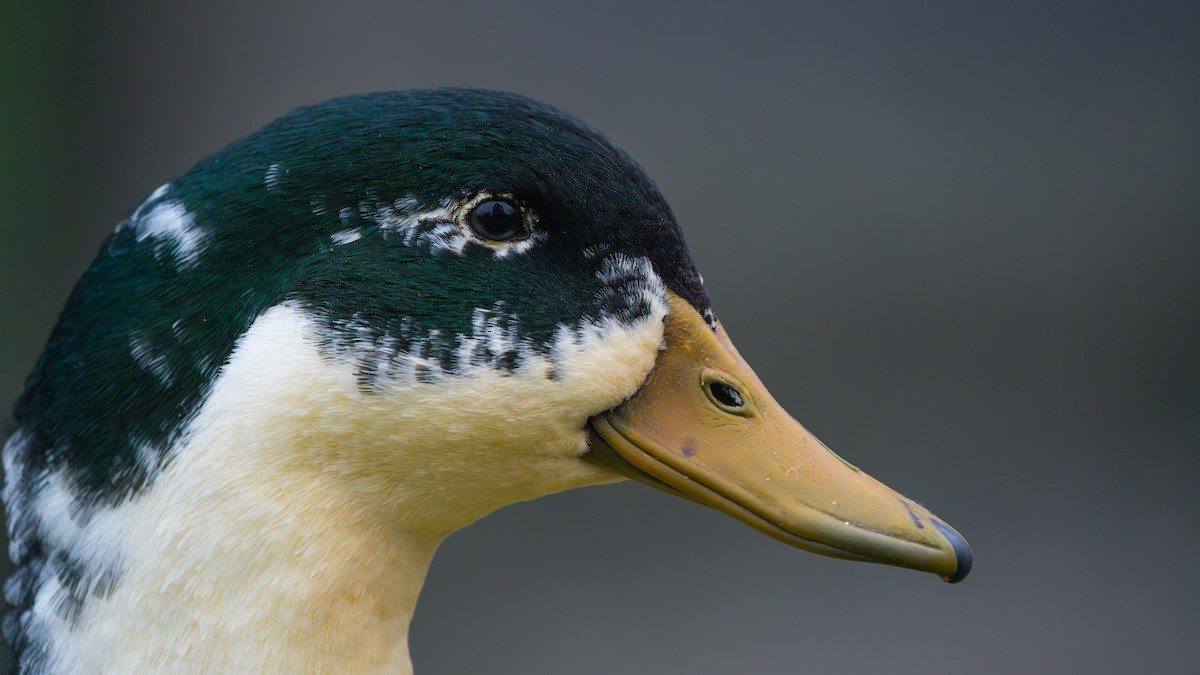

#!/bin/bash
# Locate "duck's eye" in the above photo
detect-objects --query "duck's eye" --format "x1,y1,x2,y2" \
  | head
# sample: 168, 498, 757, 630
704, 377, 751, 415
469, 199, 524, 241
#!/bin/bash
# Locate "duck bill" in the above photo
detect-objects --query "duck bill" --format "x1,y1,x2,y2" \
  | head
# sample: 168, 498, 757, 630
587, 291, 971, 583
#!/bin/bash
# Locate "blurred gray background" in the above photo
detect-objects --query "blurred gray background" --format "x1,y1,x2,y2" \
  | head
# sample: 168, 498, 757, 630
2, 1, 1197, 673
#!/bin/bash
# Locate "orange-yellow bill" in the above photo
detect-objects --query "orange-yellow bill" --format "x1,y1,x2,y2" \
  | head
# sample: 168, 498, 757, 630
587, 291, 971, 583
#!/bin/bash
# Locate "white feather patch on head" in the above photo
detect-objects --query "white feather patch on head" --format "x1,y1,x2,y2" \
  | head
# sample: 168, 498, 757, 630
130, 334, 175, 386
330, 229, 363, 246
595, 253, 667, 311
123, 184, 208, 268
264, 163, 284, 190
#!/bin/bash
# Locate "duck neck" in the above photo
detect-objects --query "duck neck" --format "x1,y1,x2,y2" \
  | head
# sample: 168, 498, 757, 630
43, 433, 444, 674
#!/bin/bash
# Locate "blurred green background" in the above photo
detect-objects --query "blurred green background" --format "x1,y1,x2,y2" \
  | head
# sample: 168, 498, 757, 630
2, 1, 1198, 672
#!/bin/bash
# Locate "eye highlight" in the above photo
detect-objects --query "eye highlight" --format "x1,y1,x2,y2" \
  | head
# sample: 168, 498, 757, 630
468, 199, 525, 241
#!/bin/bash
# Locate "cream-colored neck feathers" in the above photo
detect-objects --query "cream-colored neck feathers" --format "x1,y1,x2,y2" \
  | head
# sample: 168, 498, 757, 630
43, 300, 664, 673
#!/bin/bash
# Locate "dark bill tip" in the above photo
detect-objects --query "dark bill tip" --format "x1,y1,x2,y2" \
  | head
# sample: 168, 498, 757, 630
931, 519, 973, 583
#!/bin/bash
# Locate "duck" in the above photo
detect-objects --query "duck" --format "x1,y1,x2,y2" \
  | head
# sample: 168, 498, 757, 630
1, 88, 971, 673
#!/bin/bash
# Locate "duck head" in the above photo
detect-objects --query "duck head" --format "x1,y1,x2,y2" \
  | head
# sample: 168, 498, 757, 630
4, 88, 968, 671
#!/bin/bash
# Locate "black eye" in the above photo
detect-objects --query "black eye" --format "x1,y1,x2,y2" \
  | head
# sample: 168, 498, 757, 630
469, 199, 524, 241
